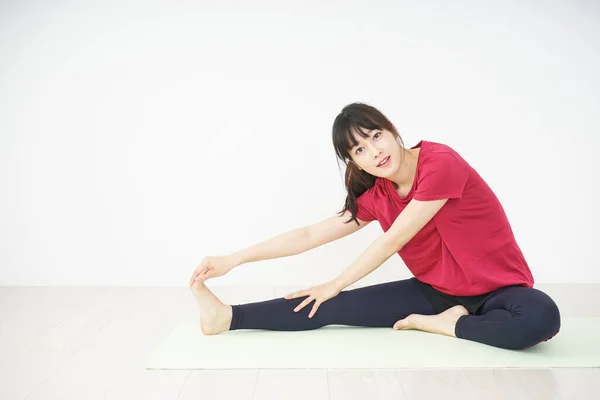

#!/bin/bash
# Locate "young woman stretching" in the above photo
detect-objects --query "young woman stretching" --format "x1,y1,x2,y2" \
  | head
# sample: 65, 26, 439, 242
188, 102, 561, 350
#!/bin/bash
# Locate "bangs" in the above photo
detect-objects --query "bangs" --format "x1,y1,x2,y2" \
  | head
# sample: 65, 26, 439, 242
332, 113, 381, 161
343, 124, 370, 152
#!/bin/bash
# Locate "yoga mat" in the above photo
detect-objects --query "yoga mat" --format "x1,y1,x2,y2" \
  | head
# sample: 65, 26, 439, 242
145, 317, 600, 369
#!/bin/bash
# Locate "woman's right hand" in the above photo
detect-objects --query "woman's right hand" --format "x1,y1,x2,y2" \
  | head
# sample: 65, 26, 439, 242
189, 255, 240, 286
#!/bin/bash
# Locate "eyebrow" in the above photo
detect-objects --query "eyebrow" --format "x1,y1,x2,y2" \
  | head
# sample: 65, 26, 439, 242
351, 129, 380, 149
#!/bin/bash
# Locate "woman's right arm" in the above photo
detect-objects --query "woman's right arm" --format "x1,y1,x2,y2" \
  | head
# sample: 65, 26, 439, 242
230, 210, 372, 266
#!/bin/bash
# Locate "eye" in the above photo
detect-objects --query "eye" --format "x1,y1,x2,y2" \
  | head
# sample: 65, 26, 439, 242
354, 132, 381, 155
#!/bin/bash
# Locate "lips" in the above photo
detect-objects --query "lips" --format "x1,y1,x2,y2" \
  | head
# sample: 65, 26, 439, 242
377, 156, 390, 167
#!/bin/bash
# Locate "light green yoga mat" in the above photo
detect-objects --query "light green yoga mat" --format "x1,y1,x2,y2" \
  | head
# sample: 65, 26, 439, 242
145, 317, 600, 369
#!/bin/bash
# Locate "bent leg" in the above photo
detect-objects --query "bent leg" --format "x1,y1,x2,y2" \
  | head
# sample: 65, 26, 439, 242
230, 278, 436, 331
455, 286, 561, 350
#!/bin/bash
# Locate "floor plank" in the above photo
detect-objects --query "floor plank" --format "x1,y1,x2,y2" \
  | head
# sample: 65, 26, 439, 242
394, 369, 484, 400
177, 370, 258, 400
1, 287, 140, 400
328, 369, 406, 400
548, 368, 600, 400
463, 369, 555, 400
22, 287, 182, 400
254, 369, 329, 400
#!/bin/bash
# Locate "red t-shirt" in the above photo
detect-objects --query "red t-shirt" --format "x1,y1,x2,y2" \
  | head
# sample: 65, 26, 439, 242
355, 140, 534, 296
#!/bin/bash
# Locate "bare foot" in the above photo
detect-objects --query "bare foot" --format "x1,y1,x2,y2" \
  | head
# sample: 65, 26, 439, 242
393, 305, 469, 338
190, 280, 233, 335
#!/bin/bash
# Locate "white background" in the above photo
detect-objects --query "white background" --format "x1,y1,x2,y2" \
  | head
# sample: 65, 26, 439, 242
1, 0, 598, 287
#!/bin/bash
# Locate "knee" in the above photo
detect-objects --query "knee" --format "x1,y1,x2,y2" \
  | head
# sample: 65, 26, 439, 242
516, 290, 562, 348
531, 290, 561, 331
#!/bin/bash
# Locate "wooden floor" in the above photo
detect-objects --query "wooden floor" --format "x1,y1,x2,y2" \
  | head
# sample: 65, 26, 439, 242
1, 283, 599, 400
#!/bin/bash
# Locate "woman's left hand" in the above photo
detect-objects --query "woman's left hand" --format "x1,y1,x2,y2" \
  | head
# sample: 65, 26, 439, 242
284, 280, 342, 318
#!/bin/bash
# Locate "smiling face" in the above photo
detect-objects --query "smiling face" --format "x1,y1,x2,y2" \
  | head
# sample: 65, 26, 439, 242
331, 103, 408, 183
348, 127, 403, 178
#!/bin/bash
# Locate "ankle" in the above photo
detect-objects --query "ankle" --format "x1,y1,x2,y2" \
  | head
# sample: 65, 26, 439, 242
225, 305, 233, 324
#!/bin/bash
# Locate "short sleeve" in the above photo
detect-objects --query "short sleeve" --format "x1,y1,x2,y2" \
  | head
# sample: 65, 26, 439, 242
355, 189, 377, 222
413, 152, 469, 201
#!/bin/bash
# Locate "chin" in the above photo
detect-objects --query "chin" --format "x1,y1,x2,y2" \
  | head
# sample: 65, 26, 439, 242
375, 164, 397, 177
373, 169, 393, 178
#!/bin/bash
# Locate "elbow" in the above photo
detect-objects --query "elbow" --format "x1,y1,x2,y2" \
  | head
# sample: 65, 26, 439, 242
382, 234, 406, 254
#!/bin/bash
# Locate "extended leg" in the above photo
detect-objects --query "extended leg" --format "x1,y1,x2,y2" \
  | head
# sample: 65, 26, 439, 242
229, 278, 437, 331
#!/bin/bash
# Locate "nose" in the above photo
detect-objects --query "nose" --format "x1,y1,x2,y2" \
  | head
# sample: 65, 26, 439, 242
368, 144, 383, 159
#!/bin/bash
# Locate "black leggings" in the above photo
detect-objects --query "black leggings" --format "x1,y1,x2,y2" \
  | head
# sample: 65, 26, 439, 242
229, 278, 561, 350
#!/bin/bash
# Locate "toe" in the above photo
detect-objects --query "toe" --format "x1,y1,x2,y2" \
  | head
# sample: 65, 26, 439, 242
394, 318, 411, 330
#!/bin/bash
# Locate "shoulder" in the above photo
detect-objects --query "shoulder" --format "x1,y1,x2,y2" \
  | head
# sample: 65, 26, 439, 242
419, 140, 468, 169
357, 178, 387, 209
412, 140, 472, 200
356, 179, 386, 222
420, 140, 461, 157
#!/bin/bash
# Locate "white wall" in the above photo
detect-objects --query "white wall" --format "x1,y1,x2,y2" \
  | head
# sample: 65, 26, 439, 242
1, 0, 598, 287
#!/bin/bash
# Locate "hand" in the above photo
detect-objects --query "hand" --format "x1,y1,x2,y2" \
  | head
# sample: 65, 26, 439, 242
284, 280, 342, 318
188, 255, 240, 286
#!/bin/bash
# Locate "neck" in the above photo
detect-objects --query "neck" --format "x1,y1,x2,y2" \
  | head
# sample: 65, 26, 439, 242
388, 148, 418, 189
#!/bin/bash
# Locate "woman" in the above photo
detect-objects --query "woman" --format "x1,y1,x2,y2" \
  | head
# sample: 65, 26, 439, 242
188, 102, 561, 350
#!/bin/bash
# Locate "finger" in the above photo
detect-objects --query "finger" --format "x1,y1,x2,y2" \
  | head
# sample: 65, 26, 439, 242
285, 290, 307, 300
294, 297, 313, 313
202, 271, 214, 282
198, 269, 212, 281
191, 269, 208, 285
285, 291, 302, 299
195, 268, 210, 280
190, 271, 200, 285
190, 260, 207, 285
309, 301, 321, 318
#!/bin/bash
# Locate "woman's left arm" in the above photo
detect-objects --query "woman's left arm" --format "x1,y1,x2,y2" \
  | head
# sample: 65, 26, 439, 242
333, 198, 448, 291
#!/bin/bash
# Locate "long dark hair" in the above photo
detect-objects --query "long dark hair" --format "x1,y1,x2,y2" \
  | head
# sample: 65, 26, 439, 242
332, 102, 405, 225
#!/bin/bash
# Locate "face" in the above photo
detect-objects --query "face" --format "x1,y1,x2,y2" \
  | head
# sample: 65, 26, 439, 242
349, 128, 401, 177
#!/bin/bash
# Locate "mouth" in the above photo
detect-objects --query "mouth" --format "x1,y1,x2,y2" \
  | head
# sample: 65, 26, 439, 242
377, 156, 391, 167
